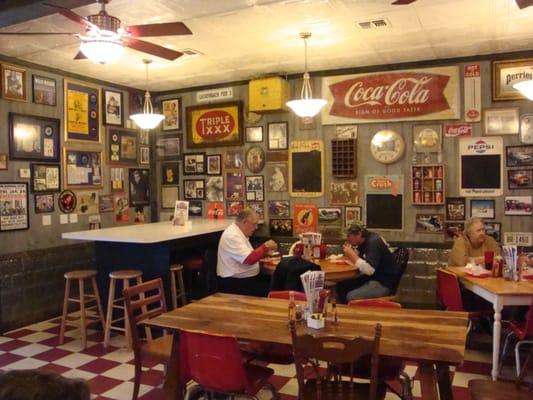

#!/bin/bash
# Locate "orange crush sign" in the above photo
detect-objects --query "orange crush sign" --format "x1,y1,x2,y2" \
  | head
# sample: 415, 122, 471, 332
190, 106, 240, 145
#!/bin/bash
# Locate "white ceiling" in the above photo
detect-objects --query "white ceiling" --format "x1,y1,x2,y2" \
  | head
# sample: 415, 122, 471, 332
1, 0, 533, 92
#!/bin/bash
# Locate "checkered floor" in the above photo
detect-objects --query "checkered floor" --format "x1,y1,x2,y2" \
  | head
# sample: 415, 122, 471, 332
0, 315, 505, 400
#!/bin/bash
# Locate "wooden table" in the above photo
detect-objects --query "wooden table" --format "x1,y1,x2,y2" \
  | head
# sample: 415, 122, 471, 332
447, 266, 533, 380
146, 293, 468, 400
261, 257, 358, 282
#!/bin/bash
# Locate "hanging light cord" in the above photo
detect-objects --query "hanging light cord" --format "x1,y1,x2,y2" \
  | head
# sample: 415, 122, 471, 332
142, 60, 155, 114
300, 33, 313, 100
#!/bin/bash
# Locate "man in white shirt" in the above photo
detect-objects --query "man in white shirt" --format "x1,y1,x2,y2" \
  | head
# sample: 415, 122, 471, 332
217, 208, 277, 296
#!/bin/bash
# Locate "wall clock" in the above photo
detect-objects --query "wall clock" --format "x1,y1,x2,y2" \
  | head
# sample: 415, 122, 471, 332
370, 130, 405, 164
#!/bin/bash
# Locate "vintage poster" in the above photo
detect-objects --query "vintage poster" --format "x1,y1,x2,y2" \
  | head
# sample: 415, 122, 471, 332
364, 175, 404, 231
76, 190, 99, 215
207, 202, 224, 219
64, 80, 100, 143
293, 203, 318, 235
67, 89, 89, 134
0, 183, 29, 231
289, 140, 324, 198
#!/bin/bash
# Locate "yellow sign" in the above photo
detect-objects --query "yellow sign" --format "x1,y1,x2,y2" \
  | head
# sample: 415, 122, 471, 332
67, 89, 89, 135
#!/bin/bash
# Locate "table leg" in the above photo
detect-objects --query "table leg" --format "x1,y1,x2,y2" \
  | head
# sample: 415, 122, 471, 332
491, 298, 503, 381
417, 361, 439, 400
436, 362, 453, 400
164, 333, 183, 400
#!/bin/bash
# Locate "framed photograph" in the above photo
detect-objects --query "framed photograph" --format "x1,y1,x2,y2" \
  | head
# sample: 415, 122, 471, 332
161, 186, 179, 209
0, 154, 7, 170
248, 202, 265, 221
267, 122, 288, 150
32, 75, 56, 106
506, 145, 533, 167
245, 175, 264, 201
492, 59, 533, 101
30, 163, 60, 193
76, 190, 99, 215
183, 153, 206, 175
99, 194, 114, 213
110, 167, 124, 192
265, 163, 288, 192
505, 196, 532, 215
519, 114, 533, 144
345, 206, 362, 227
184, 179, 205, 200
129, 90, 144, 116
186, 101, 243, 148
245, 126, 263, 143
139, 146, 150, 165
34, 194, 54, 214
58, 189, 77, 213
470, 199, 495, 219
129, 168, 150, 206
2, 64, 26, 102
64, 149, 102, 188
445, 197, 466, 221
162, 98, 182, 131
508, 168, 533, 189
445, 222, 464, 240
64, 79, 101, 143
224, 150, 244, 170
156, 135, 181, 159
245, 145, 266, 173
206, 176, 224, 202
189, 200, 203, 217
161, 162, 179, 185
226, 171, 243, 200
268, 200, 290, 217
483, 107, 519, 136
484, 222, 502, 242
270, 218, 293, 236
139, 130, 149, 146
113, 192, 129, 223
207, 154, 222, 175
207, 202, 224, 219
8, 113, 60, 162
300, 116, 316, 131
103, 89, 123, 127
330, 182, 359, 205
108, 127, 138, 165
226, 200, 244, 217
0, 183, 29, 231
415, 214, 444, 233
318, 207, 342, 226
413, 124, 442, 153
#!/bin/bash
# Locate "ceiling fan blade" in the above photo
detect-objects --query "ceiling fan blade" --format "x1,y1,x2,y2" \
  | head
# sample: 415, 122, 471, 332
0, 32, 78, 35
123, 37, 183, 61
43, 3, 97, 30
73, 51, 87, 60
126, 22, 192, 37
515, 0, 533, 9
392, 0, 417, 4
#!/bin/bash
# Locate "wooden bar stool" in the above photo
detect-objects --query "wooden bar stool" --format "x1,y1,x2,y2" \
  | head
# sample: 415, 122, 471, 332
170, 264, 187, 309
59, 269, 105, 349
182, 256, 204, 300
103, 269, 144, 349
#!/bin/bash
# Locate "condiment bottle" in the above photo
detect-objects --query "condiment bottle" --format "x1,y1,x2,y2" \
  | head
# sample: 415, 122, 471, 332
288, 291, 296, 322
331, 297, 338, 325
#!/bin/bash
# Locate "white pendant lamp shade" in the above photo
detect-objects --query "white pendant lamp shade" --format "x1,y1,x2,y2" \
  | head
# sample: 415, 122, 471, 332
130, 59, 165, 129
79, 37, 124, 64
513, 80, 533, 100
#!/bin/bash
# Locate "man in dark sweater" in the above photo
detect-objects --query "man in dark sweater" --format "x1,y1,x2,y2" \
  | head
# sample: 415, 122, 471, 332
336, 223, 401, 303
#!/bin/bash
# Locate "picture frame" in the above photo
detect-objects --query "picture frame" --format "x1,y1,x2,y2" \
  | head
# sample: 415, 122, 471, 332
318, 207, 343, 226
508, 168, 533, 189
290, 140, 324, 198
207, 154, 222, 175
183, 153, 206, 175
245, 145, 266, 173
139, 130, 149, 146
413, 124, 442, 153
0, 183, 29, 231
156, 135, 181, 159
188, 200, 203, 217
505, 195, 532, 216
445, 197, 466, 221
64, 149, 102, 188
8, 113, 60, 162
184, 179, 205, 200
99, 194, 114, 213
330, 182, 359, 205
186, 101, 243, 148
265, 163, 288, 192
484, 222, 502, 243
110, 167, 124, 192
161, 186, 179, 209
64, 79, 101, 143
108, 127, 138, 165
103, 88, 123, 127
224, 150, 243, 170
415, 213, 444, 233
139, 146, 150, 165
1, 64, 26, 102
161, 98, 182, 131
245, 126, 263, 143
58, 189, 77, 213
30, 163, 60, 193
492, 59, 533, 101
245, 175, 264, 201
113, 192, 129, 223
506, 145, 533, 167
0, 154, 7, 170
444, 222, 464, 240
34, 194, 54, 214
520, 114, 533, 144
129, 168, 150, 206
269, 218, 293, 236
248, 202, 265, 221
470, 199, 495, 219
345, 206, 362, 227
483, 107, 519, 136
76, 190, 99, 215
161, 162, 179, 185
226, 171, 243, 200
206, 176, 224, 202
32, 75, 56, 106
267, 122, 289, 150
129, 90, 144, 116
226, 200, 244, 217
268, 200, 290, 217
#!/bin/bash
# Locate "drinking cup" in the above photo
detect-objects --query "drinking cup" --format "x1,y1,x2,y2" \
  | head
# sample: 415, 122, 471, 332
484, 251, 494, 270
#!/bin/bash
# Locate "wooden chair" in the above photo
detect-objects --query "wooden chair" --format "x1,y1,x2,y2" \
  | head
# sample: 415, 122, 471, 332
123, 278, 173, 400
290, 319, 386, 400
170, 264, 187, 309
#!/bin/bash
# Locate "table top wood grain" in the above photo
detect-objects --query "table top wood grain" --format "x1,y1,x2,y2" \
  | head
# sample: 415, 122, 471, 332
447, 266, 533, 296
261, 257, 358, 282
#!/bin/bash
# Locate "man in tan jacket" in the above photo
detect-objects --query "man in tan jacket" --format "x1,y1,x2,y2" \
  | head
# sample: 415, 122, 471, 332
448, 217, 500, 267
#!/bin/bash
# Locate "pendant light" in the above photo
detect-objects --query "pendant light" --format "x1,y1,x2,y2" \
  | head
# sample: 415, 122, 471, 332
286, 32, 327, 118
130, 59, 165, 129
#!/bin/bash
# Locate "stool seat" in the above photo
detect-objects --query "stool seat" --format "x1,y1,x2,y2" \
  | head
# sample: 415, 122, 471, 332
64, 270, 97, 280
109, 270, 143, 279
182, 257, 203, 271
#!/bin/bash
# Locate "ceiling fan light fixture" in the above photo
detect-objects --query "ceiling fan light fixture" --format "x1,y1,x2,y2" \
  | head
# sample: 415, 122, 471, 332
513, 80, 533, 100
79, 38, 124, 64
130, 59, 165, 130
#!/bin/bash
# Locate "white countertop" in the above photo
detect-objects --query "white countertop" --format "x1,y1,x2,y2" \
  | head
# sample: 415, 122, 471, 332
61, 219, 232, 244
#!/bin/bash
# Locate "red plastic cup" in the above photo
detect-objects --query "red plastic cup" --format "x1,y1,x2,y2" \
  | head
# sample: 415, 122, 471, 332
484, 251, 494, 270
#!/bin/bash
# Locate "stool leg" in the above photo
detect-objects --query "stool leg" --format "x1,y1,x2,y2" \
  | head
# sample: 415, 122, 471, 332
170, 268, 178, 310
136, 276, 152, 341
91, 276, 106, 330
78, 278, 87, 349
177, 268, 187, 306
123, 279, 132, 351
59, 277, 71, 345
104, 277, 116, 348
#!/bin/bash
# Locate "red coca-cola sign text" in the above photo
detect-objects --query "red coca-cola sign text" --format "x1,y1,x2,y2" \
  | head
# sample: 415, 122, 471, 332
195, 110, 235, 141
444, 124, 472, 137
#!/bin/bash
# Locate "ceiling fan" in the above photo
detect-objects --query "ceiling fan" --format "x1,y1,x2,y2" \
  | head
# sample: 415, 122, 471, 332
0, 0, 192, 63
392, 0, 533, 7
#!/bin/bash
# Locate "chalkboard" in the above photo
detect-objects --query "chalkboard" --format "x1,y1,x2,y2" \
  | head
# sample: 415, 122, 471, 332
366, 193, 403, 230
461, 155, 501, 189
289, 140, 324, 197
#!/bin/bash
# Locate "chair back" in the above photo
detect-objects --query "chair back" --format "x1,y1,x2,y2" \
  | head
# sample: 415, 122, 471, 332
290, 320, 382, 400
268, 290, 307, 301
348, 298, 401, 309
180, 330, 247, 393
436, 268, 464, 312
391, 247, 409, 295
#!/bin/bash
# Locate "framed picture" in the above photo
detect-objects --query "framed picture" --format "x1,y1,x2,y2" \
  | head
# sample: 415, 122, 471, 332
184, 179, 205, 200
99, 194, 114, 213
64, 149, 102, 188
0, 183, 29, 231
183, 153, 206, 175
245, 175, 264, 201
445, 197, 466, 221
330, 182, 358, 205
0, 154, 7, 170
483, 107, 519, 136
245, 145, 266, 173
470, 199, 495, 219
162, 98, 182, 131
108, 127, 138, 165
492, 59, 533, 101
345, 206, 362, 227
268, 200, 290, 217
267, 122, 288, 150
1, 64, 26, 102
413, 124, 442, 153
156, 135, 181, 159
248, 202, 265, 221
32, 75, 56, 106
129, 168, 150, 206
30, 163, 60, 193
520, 114, 533, 144
245, 126, 263, 143
318, 207, 342, 226
189, 200, 203, 217
207, 154, 222, 175
226, 200, 244, 217
226, 171, 243, 200
186, 101, 243, 148
270, 218, 293, 236
415, 214, 444, 233
161, 186, 179, 209
34, 194, 54, 214
8, 113, 60, 162
484, 222, 502, 242
76, 190, 99, 215
64, 79, 101, 143
300, 116, 316, 131
265, 163, 288, 192
103, 89, 123, 127
508, 168, 533, 189
506, 145, 533, 167
505, 196, 532, 215
139, 130, 149, 146
161, 162, 179, 185
58, 189, 77, 213
139, 146, 150, 165
129, 90, 144, 116
110, 167, 124, 192
113, 192, 129, 223
206, 176, 224, 202
224, 150, 243, 170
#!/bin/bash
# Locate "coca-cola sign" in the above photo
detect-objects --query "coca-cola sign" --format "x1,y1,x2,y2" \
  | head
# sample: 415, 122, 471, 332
322, 66, 460, 124
444, 124, 473, 137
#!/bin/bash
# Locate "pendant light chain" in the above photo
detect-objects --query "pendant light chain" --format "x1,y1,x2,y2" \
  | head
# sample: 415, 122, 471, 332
143, 60, 154, 115
300, 33, 312, 101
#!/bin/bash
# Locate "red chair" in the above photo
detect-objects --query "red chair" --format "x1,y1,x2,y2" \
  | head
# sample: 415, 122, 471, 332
500, 297, 533, 376
180, 329, 277, 399
268, 290, 307, 301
